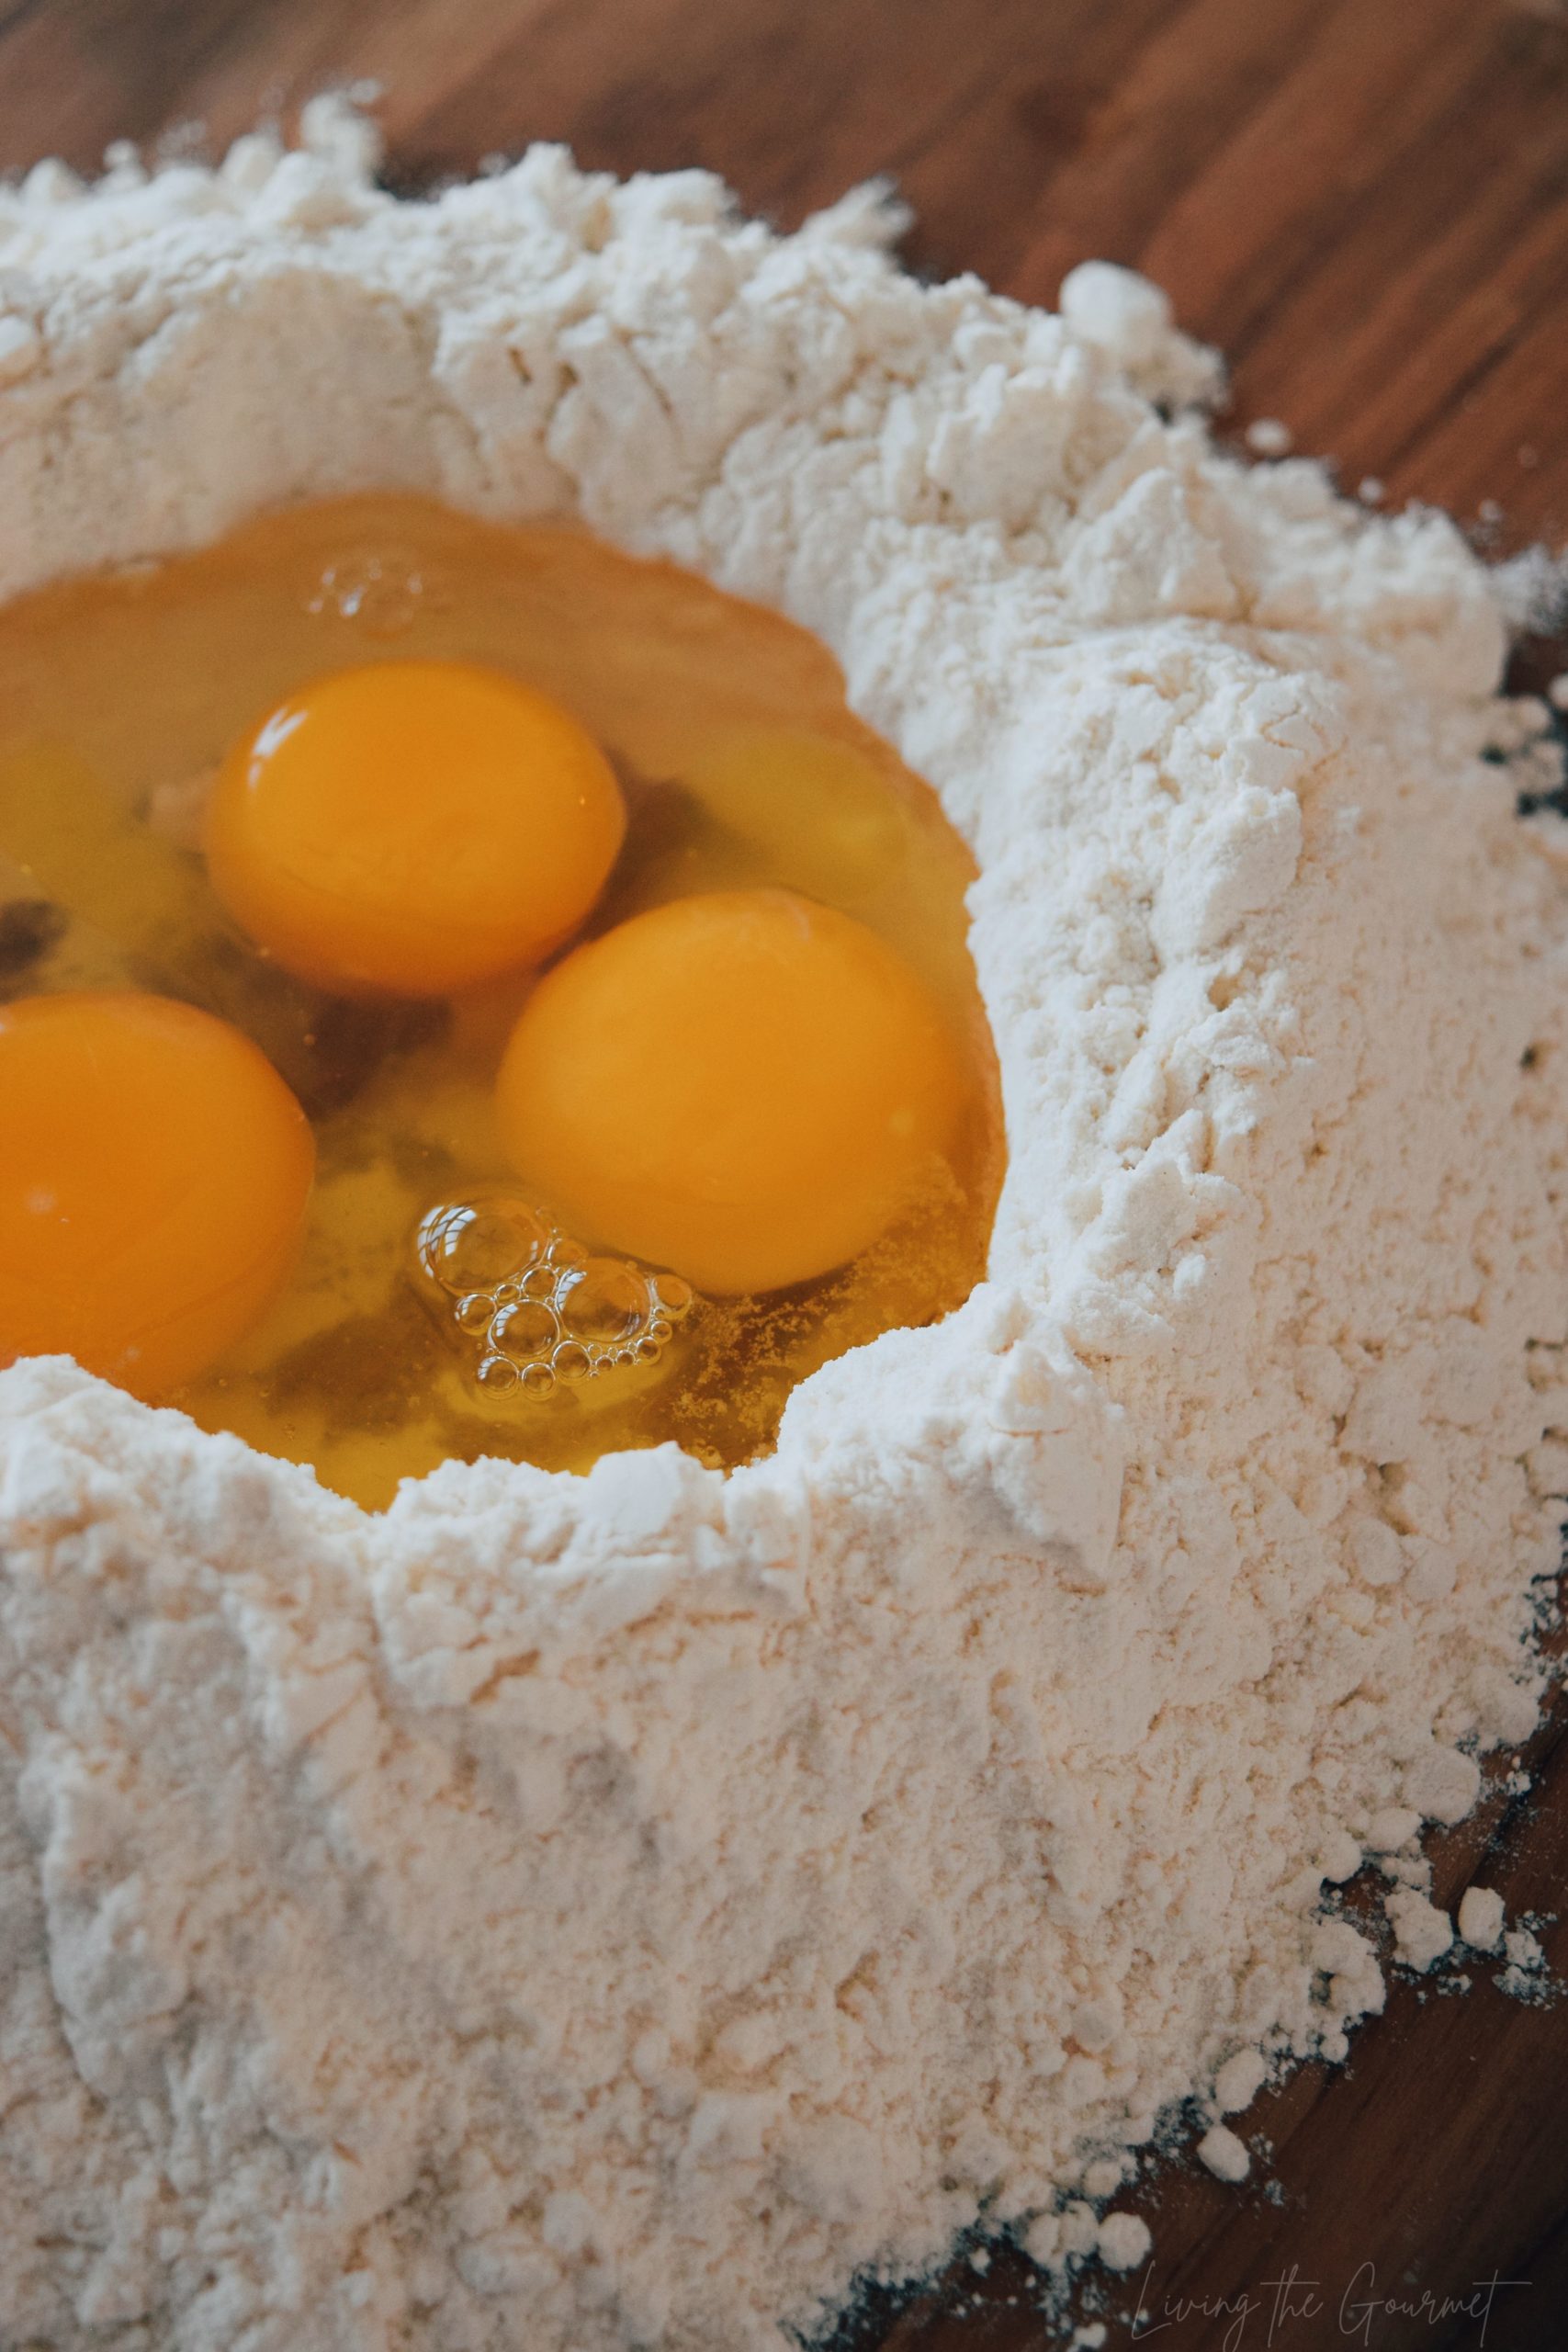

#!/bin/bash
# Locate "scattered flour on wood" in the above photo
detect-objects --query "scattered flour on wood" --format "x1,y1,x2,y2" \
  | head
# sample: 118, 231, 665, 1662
1457, 1885, 1506, 1951
1195, 2126, 1253, 2187
2, 100, 1567, 2352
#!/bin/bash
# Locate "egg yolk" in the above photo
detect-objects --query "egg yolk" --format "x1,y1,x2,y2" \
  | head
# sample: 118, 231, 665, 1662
0, 991, 314, 1396
205, 660, 626, 997
495, 888, 966, 1295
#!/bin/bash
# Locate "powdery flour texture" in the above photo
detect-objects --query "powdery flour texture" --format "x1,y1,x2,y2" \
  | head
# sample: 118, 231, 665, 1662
1, 106, 1566, 2352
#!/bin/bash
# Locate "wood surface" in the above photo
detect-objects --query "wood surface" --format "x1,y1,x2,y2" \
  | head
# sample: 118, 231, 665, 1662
2, 4, 1566, 2348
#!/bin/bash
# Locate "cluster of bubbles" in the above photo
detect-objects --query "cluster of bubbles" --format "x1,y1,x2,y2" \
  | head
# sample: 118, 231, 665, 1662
306, 545, 451, 639
415, 1193, 695, 1401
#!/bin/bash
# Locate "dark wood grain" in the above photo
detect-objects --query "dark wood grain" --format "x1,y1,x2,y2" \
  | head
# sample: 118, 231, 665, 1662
2, 5, 1566, 2347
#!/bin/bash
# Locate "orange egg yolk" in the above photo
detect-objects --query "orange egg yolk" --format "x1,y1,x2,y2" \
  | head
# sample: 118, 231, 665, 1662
205, 660, 626, 997
0, 991, 314, 1396
495, 888, 966, 1295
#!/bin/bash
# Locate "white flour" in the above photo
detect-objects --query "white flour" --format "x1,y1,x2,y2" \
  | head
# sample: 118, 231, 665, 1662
2, 101, 1567, 2352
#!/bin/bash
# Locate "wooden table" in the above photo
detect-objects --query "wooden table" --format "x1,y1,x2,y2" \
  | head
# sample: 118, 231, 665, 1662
3, 5, 1565, 2346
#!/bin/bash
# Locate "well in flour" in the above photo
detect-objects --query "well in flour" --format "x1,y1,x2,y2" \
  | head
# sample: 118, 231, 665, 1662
0, 496, 1001, 1510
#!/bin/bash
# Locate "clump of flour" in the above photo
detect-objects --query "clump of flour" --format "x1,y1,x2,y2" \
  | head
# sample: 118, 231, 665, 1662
2, 103, 1566, 2352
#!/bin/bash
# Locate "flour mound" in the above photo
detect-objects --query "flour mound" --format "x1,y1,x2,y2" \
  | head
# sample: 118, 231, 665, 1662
2, 107, 1566, 2352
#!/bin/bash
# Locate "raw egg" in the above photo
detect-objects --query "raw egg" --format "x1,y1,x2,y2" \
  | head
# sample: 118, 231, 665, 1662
0, 991, 314, 1396
495, 888, 966, 1294
205, 660, 626, 996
